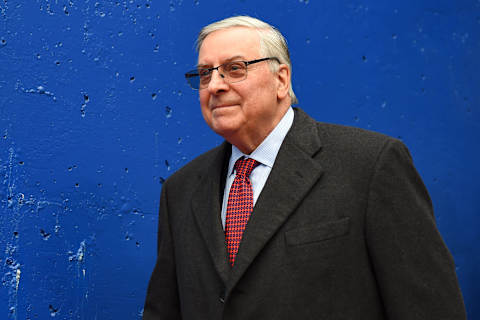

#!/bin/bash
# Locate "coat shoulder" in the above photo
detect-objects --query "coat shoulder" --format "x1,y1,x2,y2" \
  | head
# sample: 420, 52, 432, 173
293, 108, 402, 158
318, 121, 395, 148
315, 121, 405, 161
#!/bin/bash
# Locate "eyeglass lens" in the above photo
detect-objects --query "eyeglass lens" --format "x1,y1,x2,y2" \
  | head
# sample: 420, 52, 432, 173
187, 61, 248, 89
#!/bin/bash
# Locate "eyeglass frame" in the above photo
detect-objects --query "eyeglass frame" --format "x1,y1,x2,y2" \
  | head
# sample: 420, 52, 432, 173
184, 57, 280, 90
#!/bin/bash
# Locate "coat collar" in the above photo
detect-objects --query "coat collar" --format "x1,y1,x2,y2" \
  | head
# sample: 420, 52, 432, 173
191, 108, 324, 290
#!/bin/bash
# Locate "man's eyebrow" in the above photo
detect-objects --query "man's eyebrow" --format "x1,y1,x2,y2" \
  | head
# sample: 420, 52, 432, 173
196, 55, 246, 68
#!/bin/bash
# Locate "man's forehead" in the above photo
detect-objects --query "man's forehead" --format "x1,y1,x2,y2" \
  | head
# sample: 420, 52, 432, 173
197, 27, 261, 64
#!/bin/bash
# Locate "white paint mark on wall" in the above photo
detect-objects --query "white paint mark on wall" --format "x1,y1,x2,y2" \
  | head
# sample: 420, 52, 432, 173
69, 240, 86, 262
15, 268, 20, 291
19, 84, 57, 101
36, 200, 63, 211
77, 241, 85, 262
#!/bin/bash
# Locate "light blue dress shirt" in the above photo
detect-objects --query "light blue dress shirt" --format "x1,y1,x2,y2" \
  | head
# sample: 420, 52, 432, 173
221, 107, 294, 229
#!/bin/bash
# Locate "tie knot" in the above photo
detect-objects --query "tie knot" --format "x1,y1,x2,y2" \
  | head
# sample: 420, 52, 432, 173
234, 157, 259, 177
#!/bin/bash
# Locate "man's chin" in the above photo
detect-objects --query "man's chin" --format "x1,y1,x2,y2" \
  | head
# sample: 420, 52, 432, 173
211, 125, 237, 138
209, 121, 241, 141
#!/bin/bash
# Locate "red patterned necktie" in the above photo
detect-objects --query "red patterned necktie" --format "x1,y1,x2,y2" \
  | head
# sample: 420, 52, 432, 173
225, 157, 259, 266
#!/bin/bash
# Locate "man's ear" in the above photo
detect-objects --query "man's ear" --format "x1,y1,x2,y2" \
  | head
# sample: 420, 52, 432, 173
276, 64, 290, 100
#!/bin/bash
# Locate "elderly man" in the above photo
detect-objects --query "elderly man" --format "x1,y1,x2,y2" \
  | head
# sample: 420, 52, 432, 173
143, 16, 466, 320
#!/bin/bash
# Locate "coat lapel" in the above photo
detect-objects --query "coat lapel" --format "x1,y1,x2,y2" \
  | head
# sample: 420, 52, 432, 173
191, 142, 231, 285
226, 108, 324, 292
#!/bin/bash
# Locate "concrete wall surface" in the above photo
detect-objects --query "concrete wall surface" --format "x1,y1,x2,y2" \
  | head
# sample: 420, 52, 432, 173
0, 0, 478, 319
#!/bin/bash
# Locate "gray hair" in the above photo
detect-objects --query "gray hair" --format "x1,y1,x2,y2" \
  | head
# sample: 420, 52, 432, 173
196, 15, 298, 105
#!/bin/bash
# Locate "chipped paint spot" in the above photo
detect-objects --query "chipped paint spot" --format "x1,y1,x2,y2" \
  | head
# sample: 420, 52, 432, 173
81, 93, 90, 117
49, 304, 59, 317
40, 229, 51, 240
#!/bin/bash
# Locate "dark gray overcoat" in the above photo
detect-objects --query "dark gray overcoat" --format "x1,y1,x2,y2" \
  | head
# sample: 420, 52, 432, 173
143, 108, 466, 320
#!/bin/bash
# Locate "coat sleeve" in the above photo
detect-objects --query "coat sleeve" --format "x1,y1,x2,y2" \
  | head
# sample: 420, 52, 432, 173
365, 139, 466, 320
143, 183, 182, 320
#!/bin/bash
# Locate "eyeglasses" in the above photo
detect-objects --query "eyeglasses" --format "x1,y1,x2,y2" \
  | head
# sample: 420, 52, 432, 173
185, 57, 279, 90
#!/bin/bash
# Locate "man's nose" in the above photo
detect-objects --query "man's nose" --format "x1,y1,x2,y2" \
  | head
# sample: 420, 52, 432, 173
207, 69, 229, 93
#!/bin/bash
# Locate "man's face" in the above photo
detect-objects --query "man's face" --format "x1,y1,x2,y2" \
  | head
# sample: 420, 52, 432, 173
198, 27, 285, 152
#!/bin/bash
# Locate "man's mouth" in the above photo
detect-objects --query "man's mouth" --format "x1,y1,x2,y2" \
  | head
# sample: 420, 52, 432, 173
211, 103, 237, 110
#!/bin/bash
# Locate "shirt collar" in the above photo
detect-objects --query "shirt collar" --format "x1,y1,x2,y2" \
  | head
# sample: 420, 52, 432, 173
228, 107, 294, 175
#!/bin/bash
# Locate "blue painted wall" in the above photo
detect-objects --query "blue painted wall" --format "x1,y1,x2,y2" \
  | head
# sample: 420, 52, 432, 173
1, 1, 478, 319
